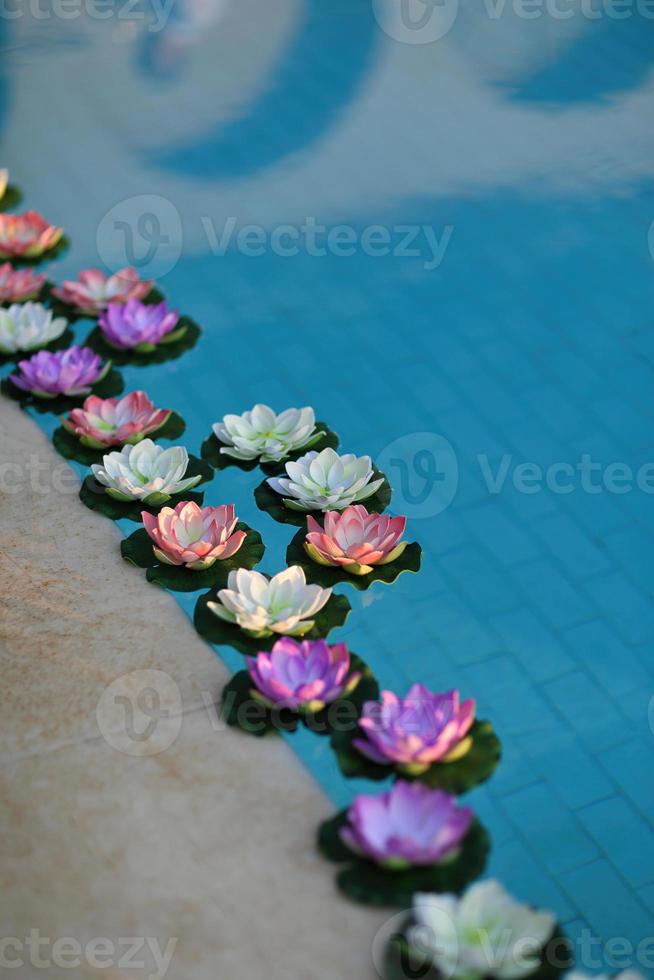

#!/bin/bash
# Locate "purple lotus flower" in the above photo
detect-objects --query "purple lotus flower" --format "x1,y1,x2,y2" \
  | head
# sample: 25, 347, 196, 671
246, 637, 361, 712
98, 299, 182, 351
353, 684, 476, 775
340, 781, 473, 869
9, 346, 110, 398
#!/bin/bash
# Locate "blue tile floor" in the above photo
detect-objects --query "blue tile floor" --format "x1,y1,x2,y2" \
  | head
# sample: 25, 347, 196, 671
2, 1, 654, 969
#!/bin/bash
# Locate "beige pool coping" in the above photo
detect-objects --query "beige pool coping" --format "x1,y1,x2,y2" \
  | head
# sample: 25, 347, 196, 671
0, 398, 388, 979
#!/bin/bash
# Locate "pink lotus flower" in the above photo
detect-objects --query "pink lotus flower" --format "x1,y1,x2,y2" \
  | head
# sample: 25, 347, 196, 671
0, 211, 63, 259
0, 263, 46, 303
246, 638, 361, 712
62, 391, 172, 449
340, 781, 473, 869
9, 346, 109, 398
141, 501, 246, 570
52, 268, 154, 315
353, 685, 476, 775
305, 505, 408, 575
98, 299, 182, 351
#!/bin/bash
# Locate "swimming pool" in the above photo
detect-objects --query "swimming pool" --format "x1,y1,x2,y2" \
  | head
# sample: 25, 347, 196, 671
2, 0, 654, 966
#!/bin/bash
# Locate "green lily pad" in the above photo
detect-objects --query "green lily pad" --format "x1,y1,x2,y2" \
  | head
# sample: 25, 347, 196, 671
0, 185, 23, 212
220, 653, 379, 738
120, 522, 265, 592
254, 468, 392, 527
84, 316, 200, 366
1, 367, 124, 415
331, 720, 501, 794
286, 528, 421, 591
194, 589, 351, 656
6, 235, 70, 267
201, 423, 339, 475
0, 327, 75, 367
383, 924, 572, 980
78, 454, 211, 522
318, 811, 489, 907
51, 411, 186, 466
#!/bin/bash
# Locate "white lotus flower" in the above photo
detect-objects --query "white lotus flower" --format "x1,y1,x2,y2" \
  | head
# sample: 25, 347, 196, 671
91, 439, 202, 504
213, 404, 322, 463
207, 566, 332, 637
0, 302, 68, 354
408, 881, 556, 980
267, 447, 385, 512
0, 169, 7, 201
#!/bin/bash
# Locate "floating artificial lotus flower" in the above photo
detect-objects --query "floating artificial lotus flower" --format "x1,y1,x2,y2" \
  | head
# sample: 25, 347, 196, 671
267, 447, 385, 512
9, 346, 110, 398
213, 404, 322, 463
353, 685, 476, 775
52, 267, 154, 315
246, 637, 360, 711
340, 781, 473, 869
305, 505, 407, 574
141, 501, 246, 570
207, 566, 332, 637
98, 299, 182, 351
0, 210, 64, 260
62, 391, 172, 449
0, 264, 47, 303
408, 881, 557, 980
0, 169, 7, 201
0, 302, 68, 354
91, 440, 202, 503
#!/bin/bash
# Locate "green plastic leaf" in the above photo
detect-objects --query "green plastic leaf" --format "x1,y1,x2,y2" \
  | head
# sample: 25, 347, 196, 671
84, 316, 201, 366
318, 812, 489, 907
220, 653, 379, 739
120, 523, 265, 592
331, 720, 501, 794
286, 528, 421, 591
0, 184, 22, 212
1, 368, 124, 415
51, 411, 186, 466
194, 590, 351, 655
79, 462, 207, 522
383, 925, 572, 980
201, 423, 339, 474
254, 468, 392, 528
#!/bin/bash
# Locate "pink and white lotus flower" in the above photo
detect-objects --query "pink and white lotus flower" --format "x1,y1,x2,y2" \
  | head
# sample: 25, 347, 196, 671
0, 264, 47, 303
142, 501, 246, 570
0, 211, 63, 260
52, 268, 154, 315
304, 505, 407, 575
62, 391, 172, 449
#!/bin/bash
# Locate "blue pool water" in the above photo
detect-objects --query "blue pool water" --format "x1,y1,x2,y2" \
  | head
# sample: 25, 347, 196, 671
2, 1, 654, 966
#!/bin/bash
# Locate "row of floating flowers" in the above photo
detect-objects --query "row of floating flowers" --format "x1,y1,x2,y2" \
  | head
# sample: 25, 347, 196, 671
0, 175, 638, 980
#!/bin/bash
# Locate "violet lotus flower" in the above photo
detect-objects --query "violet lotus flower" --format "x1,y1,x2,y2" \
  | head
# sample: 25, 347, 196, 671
62, 391, 172, 449
246, 638, 361, 712
340, 781, 473, 869
9, 346, 110, 398
52, 267, 153, 315
0, 210, 63, 260
305, 505, 408, 575
142, 501, 246, 570
0, 263, 47, 303
98, 299, 182, 351
353, 685, 476, 775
